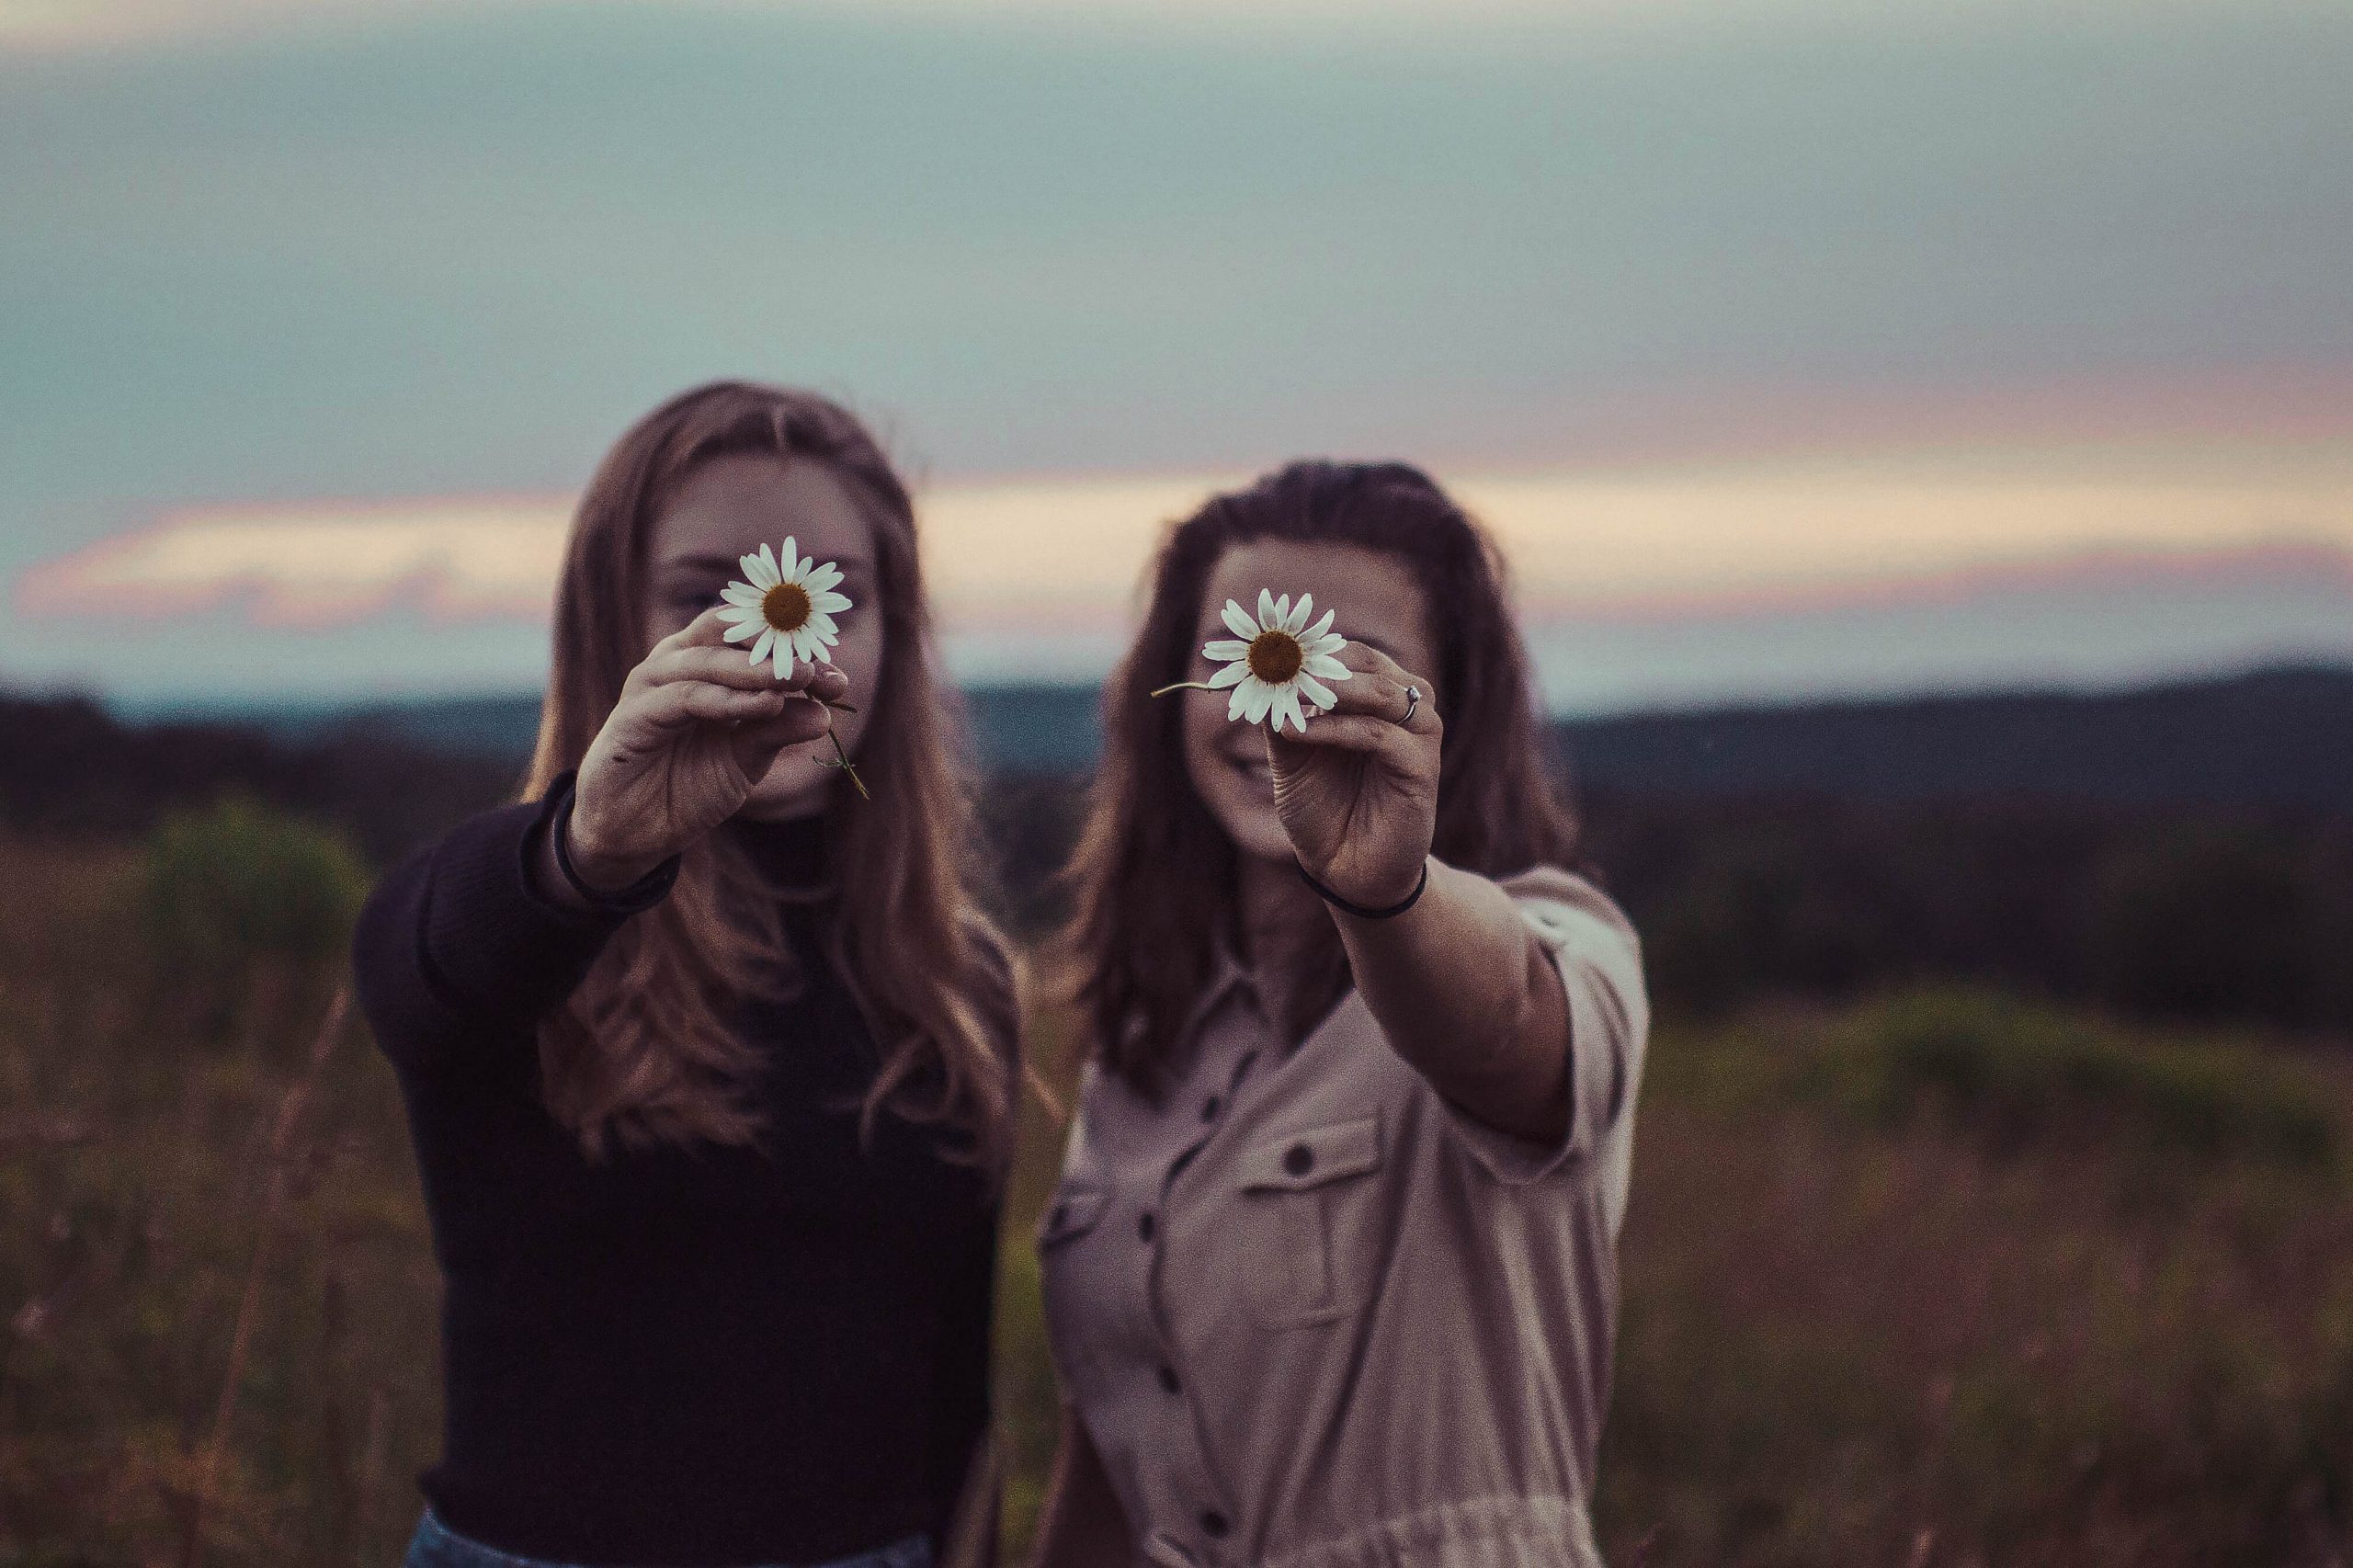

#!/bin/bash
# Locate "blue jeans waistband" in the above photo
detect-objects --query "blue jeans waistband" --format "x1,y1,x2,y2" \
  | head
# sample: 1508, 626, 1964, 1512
402, 1506, 934, 1568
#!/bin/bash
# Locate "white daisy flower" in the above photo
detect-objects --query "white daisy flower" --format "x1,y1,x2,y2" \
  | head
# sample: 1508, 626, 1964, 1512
716, 538, 852, 676
1200, 588, 1352, 735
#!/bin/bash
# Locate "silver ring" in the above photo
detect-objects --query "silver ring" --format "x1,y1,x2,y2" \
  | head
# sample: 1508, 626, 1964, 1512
1401, 685, 1422, 727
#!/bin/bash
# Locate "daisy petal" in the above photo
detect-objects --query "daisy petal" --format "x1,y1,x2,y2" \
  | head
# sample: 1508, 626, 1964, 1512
806, 562, 843, 591
1207, 661, 1248, 689
1285, 594, 1312, 634
812, 591, 852, 614
1201, 640, 1250, 661
1296, 671, 1336, 710
1222, 599, 1258, 639
779, 539, 796, 575
722, 584, 765, 608
717, 603, 759, 623
757, 543, 780, 582
722, 619, 761, 642
1244, 683, 1276, 724
1277, 686, 1305, 733
750, 628, 774, 664
1305, 653, 1351, 681
799, 556, 816, 579
1256, 588, 1277, 629
741, 552, 773, 587
1274, 594, 1291, 630
1304, 608, 1335, 641
1227, 681, 1255, 722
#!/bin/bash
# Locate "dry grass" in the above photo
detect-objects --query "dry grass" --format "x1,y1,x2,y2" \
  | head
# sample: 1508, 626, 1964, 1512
3, 826, 2347, 1565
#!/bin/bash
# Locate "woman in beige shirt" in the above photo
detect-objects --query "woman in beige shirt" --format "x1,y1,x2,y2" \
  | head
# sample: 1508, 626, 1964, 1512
1032, 461, 1650, 1568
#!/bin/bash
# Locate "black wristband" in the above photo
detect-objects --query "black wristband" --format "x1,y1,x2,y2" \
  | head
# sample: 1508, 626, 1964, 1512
1297, 858, 1429, 920
551, 787, 677, 913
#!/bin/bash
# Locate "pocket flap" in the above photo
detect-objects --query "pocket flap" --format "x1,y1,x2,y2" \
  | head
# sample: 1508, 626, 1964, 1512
1241, 1114, 1382, 1192
1035, 1182, 1109, 1248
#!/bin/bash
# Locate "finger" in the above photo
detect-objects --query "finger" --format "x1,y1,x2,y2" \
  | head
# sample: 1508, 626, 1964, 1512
639, 642, 819, 695
1333, 640, 1434, 693
656, 603, 744, 655
732, 694, 841, 767
802, 664, 850, 707
635, 679, 799, 731
1320, 664, 1438, 734
1273, 713, 1427, 766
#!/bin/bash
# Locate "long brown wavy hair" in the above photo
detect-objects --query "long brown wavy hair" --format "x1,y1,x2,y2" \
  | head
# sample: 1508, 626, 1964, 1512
1059, 460, 1579, 1099
523, 381, 1015, 1170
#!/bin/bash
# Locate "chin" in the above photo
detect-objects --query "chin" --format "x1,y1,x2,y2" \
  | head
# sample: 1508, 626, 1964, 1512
740, 751, 834, 818
1201, 793, 1291, 864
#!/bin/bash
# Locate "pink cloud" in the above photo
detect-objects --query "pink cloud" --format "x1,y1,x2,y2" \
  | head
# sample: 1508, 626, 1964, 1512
16, 495, 574, 628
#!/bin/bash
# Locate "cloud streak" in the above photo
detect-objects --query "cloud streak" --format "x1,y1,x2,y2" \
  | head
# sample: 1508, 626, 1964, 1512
22, 468, 2353, 631
18, 498, 570, 626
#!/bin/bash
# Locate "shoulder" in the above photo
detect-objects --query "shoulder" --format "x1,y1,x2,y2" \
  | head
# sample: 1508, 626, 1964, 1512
1497, 863, 1635, 937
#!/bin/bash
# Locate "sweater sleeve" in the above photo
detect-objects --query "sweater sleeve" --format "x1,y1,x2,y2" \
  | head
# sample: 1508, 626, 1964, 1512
349, 769, 680, 1077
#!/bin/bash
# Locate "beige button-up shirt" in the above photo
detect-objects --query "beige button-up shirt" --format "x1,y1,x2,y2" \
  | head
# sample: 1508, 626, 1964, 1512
1039, 867, 1649, 1568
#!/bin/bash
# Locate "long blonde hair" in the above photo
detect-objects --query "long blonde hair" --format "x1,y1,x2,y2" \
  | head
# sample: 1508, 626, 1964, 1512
523, 381, 1015, 1170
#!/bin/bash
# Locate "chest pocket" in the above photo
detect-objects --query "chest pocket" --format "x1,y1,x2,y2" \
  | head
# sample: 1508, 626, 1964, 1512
1234, 1113, 1387, 1328
1037, 1182, 1109, 1250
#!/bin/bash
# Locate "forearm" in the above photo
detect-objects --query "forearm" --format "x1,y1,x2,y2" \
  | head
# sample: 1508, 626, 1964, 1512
1333, 858, 1571, 1141
352, 779, 676, 1067
1029, 1407, 1133, 1568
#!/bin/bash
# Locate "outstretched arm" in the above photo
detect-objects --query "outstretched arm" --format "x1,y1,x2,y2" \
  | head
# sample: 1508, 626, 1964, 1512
1267, 642, 1572, 1142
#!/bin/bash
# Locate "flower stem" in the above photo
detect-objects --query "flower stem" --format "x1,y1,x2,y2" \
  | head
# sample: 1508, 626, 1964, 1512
816, 699, 870, 799
1148, 680, 1218, 698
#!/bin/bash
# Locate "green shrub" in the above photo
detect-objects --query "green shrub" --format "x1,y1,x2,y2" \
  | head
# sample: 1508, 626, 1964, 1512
1815, 989, 2337, 1172
142, 794, 368, 978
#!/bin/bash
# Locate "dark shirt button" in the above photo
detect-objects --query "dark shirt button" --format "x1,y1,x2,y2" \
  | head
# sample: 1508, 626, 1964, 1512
1200, 1509, 1231, 1539
1201, 1095, 1222, 1121
1283, 1142, 1314, 1176
1157, 1364, 1181, 1394
1137, 1210, 1156, 1244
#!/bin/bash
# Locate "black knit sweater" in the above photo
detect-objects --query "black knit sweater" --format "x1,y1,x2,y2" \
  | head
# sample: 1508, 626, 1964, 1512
351, 773, 1004, 1566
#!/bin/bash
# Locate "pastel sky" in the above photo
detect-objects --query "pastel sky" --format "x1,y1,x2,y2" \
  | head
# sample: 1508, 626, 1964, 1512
5, 0, 2350, 711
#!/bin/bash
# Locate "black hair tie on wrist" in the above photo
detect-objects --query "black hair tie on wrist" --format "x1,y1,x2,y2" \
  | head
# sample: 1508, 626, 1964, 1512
552, 791, 676, 909
1297, 858, 1429, 919
551, 795, 609, 904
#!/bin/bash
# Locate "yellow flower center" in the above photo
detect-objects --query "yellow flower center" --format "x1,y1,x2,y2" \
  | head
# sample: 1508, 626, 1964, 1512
763, 581, 813, 633
1247, 628, 1302, 685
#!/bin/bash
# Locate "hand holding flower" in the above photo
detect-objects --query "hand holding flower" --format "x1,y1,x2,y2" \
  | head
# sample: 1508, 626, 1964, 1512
1264, 639, 1442, 912
1154, 589, 1440, 912
566, 603, 852, 891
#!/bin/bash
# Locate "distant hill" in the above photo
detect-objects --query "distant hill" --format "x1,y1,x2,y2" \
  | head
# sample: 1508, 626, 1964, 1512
1560, 665, 2353, 814
119, 664, 2353, 814
17, 668, 2351, 1031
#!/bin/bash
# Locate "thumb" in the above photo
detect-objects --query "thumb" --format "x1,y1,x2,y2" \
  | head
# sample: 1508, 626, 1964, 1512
731, 691, 840, 776
1264, 722, 1315, 778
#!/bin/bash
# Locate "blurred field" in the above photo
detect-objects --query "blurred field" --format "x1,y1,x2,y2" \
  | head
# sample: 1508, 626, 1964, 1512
3, 808, 2349, 1565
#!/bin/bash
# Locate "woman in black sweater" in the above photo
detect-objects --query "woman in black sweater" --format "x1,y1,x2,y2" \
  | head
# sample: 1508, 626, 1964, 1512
353, 382, 1018, 1568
